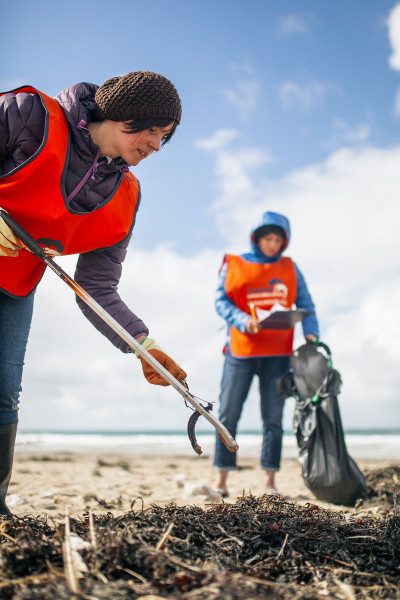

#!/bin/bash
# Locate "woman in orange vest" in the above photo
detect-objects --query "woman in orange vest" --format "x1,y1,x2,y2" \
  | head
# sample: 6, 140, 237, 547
213, 211, 319, 497
0, 71, 187, 515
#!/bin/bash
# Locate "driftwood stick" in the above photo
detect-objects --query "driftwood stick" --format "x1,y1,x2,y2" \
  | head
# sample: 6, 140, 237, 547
276, 533, 289, 559
88, 510, 97, 548
216, 523, 244, 547
156, 521, 175, 550
63, 506, 79, 594
115, 565, 148, 583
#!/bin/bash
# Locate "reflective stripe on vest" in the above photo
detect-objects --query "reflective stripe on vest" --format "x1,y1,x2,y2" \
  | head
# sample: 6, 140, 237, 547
224, 254, 297, 358
0, 86, 140, 297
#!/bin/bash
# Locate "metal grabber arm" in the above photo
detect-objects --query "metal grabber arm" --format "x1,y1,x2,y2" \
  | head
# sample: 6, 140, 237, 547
0, 210, 239, 455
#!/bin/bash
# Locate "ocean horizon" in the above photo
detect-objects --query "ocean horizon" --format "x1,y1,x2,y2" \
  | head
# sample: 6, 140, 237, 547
15, 429, 400, 460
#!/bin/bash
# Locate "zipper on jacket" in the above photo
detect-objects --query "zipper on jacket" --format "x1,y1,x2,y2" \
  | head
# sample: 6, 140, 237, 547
66, 147, 103, 203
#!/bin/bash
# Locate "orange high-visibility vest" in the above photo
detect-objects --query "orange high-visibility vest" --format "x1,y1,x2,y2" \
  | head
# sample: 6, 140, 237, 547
0, 86, 140, 297
224, 254, 297, 357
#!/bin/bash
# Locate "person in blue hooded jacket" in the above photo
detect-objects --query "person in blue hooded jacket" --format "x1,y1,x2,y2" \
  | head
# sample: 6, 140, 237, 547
213, 211, 319, 496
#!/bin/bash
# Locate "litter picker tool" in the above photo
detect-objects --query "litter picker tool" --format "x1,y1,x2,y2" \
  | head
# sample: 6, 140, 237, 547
0, 210, 239, 456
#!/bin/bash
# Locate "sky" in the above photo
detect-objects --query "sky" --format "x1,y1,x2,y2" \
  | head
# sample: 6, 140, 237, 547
1, 0, 400, 433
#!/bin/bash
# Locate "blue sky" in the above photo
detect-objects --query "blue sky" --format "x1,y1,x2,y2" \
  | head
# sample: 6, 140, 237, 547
3, 0, 399, 254
2, 0, 400, 432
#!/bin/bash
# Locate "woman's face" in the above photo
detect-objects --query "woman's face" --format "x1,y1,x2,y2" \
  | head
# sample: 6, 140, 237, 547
108, 122, 175, 166
257, 233, 284, 257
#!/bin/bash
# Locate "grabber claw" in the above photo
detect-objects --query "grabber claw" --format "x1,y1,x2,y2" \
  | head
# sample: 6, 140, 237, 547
183, 382, 238, 456
187, 399, 213, 456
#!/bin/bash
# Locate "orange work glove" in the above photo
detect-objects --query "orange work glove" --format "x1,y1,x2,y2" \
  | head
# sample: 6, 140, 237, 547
0, 208, 21, 257
134, 338, 187, 386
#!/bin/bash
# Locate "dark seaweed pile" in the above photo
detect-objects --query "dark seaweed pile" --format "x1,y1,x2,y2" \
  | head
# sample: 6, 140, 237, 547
363, 465, 400, 508
0, 468, 399, 600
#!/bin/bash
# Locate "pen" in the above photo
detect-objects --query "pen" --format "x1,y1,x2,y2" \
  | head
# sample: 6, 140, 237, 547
249, 303, 259, 333
249, 303, 257, 320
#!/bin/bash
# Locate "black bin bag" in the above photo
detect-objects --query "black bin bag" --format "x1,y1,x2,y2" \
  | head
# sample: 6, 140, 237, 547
278, 341, 367, 506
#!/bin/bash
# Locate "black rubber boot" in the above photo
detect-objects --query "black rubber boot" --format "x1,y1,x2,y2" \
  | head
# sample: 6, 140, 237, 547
0, 423, 18, 516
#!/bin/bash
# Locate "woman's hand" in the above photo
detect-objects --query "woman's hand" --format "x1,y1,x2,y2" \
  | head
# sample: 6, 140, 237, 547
0, 209, 21, 257
305, 334, 318, 342
134, 338, 187, 386
246, 318, 260, 334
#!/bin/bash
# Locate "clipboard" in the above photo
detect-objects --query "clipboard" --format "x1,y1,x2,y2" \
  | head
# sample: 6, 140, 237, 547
257, 308, 312, 330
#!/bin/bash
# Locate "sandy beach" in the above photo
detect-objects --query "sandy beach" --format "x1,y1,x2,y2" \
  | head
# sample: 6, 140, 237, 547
3, 451, 399, 599
7, 450, 395, 519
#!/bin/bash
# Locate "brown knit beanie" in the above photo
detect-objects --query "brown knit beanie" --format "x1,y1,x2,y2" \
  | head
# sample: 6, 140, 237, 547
94, 71, 182, 124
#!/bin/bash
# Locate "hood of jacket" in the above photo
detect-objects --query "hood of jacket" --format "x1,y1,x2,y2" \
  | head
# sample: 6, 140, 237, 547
55, 82, 129, 172
241, 211, 291, 264
55, 82, 131, 212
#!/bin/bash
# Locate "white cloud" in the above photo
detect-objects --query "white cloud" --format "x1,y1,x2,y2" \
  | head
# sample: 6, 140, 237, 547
387, 3, 400, 70
278, 79, 327, 111
223, 62, 259, 117
20, 136, 400, 435
332, 118, 371, 143
194, 129, 274, 243
195, 129, 239, 151
278, 13, 313, 35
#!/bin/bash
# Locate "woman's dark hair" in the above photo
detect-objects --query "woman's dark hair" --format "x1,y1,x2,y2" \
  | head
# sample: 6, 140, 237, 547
121, 117, 178, 145
254, 224, 285, 244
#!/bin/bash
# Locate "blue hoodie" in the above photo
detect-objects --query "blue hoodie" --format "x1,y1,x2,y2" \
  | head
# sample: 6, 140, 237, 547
215, 211, 319, 344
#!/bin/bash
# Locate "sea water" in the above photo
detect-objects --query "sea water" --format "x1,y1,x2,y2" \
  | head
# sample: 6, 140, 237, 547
16, 429, 400, 460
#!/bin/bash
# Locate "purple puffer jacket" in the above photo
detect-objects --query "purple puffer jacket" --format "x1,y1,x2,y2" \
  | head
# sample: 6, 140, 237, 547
0, 83, 149, 351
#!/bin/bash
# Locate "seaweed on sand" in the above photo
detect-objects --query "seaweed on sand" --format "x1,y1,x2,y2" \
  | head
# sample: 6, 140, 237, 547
0, 472, 399, 600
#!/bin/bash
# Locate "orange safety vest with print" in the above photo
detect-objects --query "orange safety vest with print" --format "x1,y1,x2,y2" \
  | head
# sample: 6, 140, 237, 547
224, 254, 297, 358
0, 86, 140, 298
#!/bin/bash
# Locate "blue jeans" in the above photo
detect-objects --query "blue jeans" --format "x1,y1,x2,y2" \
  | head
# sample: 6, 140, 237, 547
0, 292, 34, 425
214, 350, 290, 471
